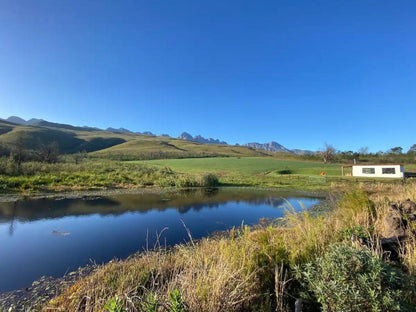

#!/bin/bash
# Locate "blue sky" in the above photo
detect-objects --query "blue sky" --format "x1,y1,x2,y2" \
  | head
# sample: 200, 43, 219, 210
0, 1, 415, 152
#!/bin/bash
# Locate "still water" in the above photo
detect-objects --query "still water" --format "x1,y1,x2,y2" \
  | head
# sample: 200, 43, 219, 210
0, 188, 320, 292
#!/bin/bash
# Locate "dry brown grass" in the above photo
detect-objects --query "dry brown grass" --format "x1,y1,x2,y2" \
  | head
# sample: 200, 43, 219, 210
46, 231, 271, 312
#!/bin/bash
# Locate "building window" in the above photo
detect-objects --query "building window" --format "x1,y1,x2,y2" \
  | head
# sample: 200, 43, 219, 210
362, 168, 375, 174
382, 168, 396, 174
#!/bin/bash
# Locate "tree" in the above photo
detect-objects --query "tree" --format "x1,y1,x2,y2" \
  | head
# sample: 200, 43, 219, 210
408, 144, 416, 154
340, 151, 354, 160
10, 132, 27, 167
388, 147, 403, 155
358, 147, 369, 155
36, 142, 59, 163
0, 143, 11, 157
73, 150, 87, 164
321, 143, 336, 164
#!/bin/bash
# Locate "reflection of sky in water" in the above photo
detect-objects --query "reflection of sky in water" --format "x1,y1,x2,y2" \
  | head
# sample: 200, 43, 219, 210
0, 192, 319, 292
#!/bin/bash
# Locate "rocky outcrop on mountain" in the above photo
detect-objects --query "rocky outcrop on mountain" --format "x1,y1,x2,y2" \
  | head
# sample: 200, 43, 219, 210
178, 132, 227, 145
178, 132, 193, 141
244, 141, 292, 153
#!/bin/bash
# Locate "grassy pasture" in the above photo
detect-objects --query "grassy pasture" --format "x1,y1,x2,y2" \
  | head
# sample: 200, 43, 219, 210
139, 157, 341, 176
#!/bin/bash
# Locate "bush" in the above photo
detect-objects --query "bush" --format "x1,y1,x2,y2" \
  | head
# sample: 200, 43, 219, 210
200, 173, 219, 187
277, 169, 292, 175
294, 244, 405, 312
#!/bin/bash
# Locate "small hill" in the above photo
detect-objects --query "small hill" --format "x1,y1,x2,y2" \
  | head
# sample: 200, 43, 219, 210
0, 121, 14, 136
92, 136, 272, 160
26, 118, 44, 125
6, 116, 27, 125
0, 121, 129, 154
34, 120, 99, 132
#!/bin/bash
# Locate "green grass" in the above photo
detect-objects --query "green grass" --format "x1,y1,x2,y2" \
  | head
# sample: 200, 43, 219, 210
138, 157, 341, 176
136, 157, 407, 189
405, 163, 416, 172
0, 155, 409, 194
91, 137, 272, 160
135, 157, 343, 190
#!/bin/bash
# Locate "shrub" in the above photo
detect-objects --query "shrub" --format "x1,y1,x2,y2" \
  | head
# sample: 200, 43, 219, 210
169, 288, 187, 312
176, 176, 199, 187
294, 244, 405, 312
103, 295, 127, 312
200, 173, 219, 187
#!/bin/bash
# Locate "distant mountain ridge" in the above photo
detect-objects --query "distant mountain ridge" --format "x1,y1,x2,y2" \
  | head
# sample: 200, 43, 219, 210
105, 127, 155, 136
6, 116, 44, 126
244, 141, 292, 153
106, 127, 133, 133
4, 116, 157, 135
178, 132, 227, 145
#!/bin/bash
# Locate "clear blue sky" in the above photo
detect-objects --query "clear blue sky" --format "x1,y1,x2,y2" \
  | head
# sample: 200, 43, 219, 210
0, 1, 415, 152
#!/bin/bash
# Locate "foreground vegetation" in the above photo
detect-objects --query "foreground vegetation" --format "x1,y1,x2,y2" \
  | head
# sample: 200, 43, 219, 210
0, 156, 334, 193
0, 157, 223, 193
43, 182, 416, 312
2, 155, 412, 195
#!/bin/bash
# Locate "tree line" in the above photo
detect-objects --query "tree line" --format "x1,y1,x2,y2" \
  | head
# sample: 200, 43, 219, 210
301, 143, 416, 164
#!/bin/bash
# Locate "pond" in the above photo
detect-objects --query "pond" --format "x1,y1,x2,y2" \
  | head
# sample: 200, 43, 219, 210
0, 188, 321, 293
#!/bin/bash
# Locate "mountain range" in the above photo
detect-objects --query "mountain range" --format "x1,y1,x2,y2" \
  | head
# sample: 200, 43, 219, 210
1, 116, 314, 155
178, 132, 227, 145
243, 141, 292, 153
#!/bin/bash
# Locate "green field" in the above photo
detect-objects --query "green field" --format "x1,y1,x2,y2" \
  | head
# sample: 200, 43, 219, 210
139, 157, 341, 176
137, 157, 409, 189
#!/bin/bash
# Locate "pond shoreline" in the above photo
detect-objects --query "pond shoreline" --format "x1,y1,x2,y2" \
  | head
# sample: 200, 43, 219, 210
0, 185, 326, 203
0, 264, 98, 310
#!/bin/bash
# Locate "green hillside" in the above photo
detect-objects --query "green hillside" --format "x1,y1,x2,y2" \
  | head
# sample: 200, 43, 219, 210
0, 120, 275, 159
91, 136, 273, 160
0, 120, 132, 154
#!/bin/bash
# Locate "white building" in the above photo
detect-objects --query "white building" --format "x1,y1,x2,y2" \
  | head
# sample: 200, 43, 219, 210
342, 164, 404, 178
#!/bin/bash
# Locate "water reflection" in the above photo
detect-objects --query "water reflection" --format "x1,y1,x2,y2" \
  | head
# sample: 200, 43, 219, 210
0, 188, 321, 292
0, 188, 312, 231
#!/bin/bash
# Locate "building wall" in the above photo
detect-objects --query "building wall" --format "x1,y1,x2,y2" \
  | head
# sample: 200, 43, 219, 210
352, 165, 404, 178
